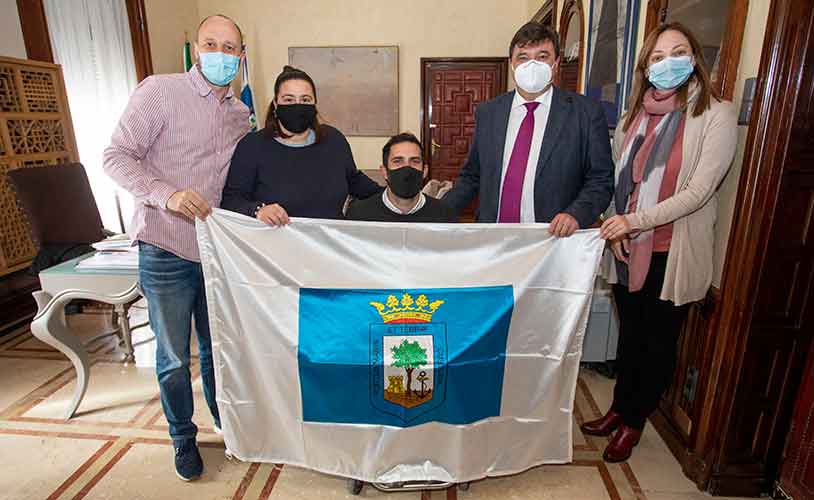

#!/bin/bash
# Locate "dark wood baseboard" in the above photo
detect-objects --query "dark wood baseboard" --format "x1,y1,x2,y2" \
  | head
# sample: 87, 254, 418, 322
651, 406, 771, 497
649, 408, 689, 469
649, 408, 710, 490
707, 474, 771, 497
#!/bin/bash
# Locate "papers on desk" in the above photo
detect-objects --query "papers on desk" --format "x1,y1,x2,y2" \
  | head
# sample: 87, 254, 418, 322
79, 236, 138, 270
76, 251, 138, 270
92, 234, 134, 252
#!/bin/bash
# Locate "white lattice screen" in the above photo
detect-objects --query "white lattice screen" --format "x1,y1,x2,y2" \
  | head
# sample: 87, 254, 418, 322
0, 56, 79, 276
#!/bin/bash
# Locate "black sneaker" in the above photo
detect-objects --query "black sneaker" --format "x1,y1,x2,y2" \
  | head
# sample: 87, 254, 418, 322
174, 440, 203, 481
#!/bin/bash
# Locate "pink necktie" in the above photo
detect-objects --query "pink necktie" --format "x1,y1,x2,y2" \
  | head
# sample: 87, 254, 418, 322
499, 101, 539, 223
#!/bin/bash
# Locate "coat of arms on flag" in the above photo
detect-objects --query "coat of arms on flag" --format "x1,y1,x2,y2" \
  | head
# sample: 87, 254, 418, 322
370, 293, 447, 421
381, 335, 437, 408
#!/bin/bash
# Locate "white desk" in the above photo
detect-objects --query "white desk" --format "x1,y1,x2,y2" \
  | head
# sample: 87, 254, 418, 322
32, 254, 140, 419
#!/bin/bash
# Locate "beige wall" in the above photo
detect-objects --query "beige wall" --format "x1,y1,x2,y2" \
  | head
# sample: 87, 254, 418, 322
144, 0, 199, 75
0, 0, 26, 59
192, 0, 527, 171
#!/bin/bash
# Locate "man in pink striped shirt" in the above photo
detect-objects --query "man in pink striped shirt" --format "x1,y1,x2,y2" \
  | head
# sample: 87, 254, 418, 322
103, 15, 250, 481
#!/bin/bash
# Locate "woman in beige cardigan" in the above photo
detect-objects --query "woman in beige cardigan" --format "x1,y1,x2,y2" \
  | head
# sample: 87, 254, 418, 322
580, 22, 737, 463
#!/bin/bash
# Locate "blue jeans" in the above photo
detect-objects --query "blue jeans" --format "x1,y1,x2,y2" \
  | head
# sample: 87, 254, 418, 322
138, 242, 219, 445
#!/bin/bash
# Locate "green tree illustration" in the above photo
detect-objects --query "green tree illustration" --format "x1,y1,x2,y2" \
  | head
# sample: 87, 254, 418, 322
391, 340, 428, 397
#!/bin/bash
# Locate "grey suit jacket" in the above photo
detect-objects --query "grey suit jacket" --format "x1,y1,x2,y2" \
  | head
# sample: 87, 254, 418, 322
444, 87, 614, 227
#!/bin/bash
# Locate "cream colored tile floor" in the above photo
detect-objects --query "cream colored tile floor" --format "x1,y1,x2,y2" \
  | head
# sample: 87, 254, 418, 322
0, 310, 752, 500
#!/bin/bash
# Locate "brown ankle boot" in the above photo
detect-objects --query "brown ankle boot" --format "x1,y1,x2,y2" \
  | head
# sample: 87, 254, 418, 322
580, 410, 622, 437
603, 425, 642, 463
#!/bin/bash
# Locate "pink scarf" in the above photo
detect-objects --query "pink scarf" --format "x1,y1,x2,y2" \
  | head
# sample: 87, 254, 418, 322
616, 88, 686, 291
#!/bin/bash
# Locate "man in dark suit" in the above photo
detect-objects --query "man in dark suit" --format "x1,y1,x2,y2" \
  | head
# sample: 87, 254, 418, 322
444, 22, 614, 237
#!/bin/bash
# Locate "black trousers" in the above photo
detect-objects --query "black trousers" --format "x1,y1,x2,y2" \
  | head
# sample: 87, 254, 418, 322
610, 253, 690, 430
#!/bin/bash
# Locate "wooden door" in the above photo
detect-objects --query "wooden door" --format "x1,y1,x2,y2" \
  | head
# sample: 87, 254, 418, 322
772, 4, 814, 497
777, 343, 814, 500
674, 0, 814, 495
714, 0, 814, 490
420, 58, 508, 220
644, 0, 814, 496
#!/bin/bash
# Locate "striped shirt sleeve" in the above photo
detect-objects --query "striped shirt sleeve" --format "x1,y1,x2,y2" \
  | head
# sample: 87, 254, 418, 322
102, 76, 178, 208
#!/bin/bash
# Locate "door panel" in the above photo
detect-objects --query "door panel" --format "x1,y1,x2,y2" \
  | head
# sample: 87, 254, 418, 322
421, 58, 508, 221
778, 340, 814, 500
775, 8, 814, 496
723, 0, 814, 494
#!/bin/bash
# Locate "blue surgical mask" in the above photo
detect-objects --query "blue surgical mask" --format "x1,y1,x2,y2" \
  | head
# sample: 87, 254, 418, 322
647, 56, 694, 91
198, 51, 240, 87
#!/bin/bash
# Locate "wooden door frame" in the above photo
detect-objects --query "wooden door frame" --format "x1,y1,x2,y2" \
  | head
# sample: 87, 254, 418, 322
682, 0, 813, 493
15, 0, 153, 82
643, 0, 748, 101
419, 57, 509, 177
125, 0, 154, 82
15, 0, 53, 63
532, 0, 558, 28
559, 0, 586, 93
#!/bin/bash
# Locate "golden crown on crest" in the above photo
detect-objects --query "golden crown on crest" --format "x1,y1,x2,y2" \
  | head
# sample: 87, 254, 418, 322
369, 293, 444, 324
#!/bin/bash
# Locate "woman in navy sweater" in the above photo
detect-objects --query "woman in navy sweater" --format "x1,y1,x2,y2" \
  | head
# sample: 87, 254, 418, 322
221, 66, 381, 224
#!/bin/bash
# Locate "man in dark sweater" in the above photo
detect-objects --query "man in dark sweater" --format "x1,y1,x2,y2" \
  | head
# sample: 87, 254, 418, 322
346, 133, 457, 223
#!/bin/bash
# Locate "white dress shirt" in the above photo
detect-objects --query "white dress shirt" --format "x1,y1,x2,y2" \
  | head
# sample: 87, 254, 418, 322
382, 189, 426, 215
498, 88, 553, 223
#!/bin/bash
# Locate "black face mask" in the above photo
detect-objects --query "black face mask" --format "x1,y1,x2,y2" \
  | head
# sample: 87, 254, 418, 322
276, 104, 316, 134
386, 166, 424, 199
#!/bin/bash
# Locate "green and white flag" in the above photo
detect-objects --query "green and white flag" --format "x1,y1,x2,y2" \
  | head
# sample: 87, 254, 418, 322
183, 35, 193, 72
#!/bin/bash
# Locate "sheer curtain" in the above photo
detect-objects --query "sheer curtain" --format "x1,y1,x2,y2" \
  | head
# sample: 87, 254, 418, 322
44, 0, 137, 233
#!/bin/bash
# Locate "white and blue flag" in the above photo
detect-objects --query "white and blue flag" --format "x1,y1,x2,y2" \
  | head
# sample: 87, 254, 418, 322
240, 47, 257, 131
197, 209, 605, 483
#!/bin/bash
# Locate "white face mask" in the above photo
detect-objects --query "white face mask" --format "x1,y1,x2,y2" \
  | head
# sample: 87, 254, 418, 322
513, 60, 553, 94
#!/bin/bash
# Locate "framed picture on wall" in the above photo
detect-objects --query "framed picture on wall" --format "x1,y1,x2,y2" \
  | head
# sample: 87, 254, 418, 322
584, 0, 642, 129
288, 46, 399, 137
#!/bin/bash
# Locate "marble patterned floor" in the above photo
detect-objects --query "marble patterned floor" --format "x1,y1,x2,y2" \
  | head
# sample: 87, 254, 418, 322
0, 307, 752, 500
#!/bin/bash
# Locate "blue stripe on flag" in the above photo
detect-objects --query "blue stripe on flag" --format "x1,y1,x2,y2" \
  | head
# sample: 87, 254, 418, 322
240, 84, 257, 131
298, 286, 514, 427
241, 48, 257, 131
240, 85, 254, 110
